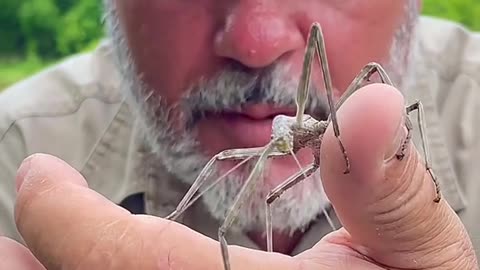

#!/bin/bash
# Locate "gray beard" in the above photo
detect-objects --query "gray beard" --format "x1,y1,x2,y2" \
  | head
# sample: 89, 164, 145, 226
103, 0, 418, 235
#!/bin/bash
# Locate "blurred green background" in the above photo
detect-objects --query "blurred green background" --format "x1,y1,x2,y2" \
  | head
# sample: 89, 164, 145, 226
1, 0, 479, 90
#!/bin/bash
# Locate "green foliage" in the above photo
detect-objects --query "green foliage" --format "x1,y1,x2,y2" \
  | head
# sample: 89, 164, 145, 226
1, 0, 480, 60
55, 0, 77, 13
0, 0, 480, 90
423, 0, 480, 31
0, 57, 52, 90
0, 0, 103, 59
18, 0, 61, 58
56, 0, 103, 55
0, 1, 24, 55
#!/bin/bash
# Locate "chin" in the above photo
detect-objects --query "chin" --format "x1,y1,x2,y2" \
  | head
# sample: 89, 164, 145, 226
200, 152, 330, 234
202, 172, 330, 234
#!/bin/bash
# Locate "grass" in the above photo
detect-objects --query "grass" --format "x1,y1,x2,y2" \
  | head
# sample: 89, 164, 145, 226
0, 40, 97, 91
0, 56, 55, 90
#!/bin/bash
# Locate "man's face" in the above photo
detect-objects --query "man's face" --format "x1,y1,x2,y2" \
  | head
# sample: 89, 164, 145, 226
106, 0, 418, 233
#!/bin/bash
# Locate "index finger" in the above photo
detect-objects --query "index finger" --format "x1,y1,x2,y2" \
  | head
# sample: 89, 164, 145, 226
14, 154, 298, 270
0, 237, 46, 270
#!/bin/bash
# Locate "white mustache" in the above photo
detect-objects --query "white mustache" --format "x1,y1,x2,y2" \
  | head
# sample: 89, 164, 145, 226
179, 63, 330, 130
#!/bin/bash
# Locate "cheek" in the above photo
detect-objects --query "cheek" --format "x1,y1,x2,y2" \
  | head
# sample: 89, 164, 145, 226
325, 21, 395, 92
116, 1, 221, 105
308, 2, 404, 94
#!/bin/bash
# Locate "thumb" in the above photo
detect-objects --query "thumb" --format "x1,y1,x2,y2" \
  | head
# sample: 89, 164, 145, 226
320, 84, 475, 268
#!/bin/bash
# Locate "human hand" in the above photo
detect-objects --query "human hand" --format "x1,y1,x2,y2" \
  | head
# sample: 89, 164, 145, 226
0, 84, 476, 269
300, 83, 477, 269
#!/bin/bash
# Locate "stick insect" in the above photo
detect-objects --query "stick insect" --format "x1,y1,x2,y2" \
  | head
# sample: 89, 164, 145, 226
166, 22, 441, 270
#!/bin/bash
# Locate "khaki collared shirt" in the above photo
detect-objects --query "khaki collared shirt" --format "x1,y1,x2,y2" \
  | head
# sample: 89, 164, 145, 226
1, 16, 480, 259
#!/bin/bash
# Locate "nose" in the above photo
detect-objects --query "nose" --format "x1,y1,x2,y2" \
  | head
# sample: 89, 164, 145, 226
214, 3, 303, 68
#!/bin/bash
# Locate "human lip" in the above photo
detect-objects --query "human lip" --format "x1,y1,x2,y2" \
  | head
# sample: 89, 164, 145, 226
238, 104, 296, 120
200, 104, 296, 149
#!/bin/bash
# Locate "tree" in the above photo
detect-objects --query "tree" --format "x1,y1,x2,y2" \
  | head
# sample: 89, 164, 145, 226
56, 0, 104, 55
18, 0, 61, 58
0, 1, 24, 56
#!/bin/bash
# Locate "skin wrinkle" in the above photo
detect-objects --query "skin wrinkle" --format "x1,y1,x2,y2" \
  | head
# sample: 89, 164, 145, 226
361, 179, 466, 267
67, 219, 128, 269
398, 214, 450, 252
371, 142, 420, 217
321, 235, 368, 261
152, 222, 177, 269
55, 210, 85, 270
165, 246, 174, 270
103, 0, 419, 235
376, 174, 438, 243
123, 218, 155, 270
387, 177, 447, 246
369, 219, 458, 269
152, 221, 209, 270
90, 216, 156, 270
364, 152, 434, 251
372, 171, 420, 228
94, 218, 131, 269
299, 242, 384, 270
71, 239, 105, 270
414, 213, 470, 259
409, 239, 469, 269
15, 178, 58, 251
17, 165, 138, 270
372, 171, 414, 218
14, 182, 73, 269
138, 216, 197, 270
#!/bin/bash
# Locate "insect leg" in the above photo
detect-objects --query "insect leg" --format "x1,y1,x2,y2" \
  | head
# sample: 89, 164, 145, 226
295, 23, 317, 126
405, 101, 441, 203
219, 141, 276, 270
166, 147, 269, 221
311, 23, 350, 173
328, 63, 441, 202
325, 62, 394, 173
265, 163, 319, 252
334, 62, 394, 111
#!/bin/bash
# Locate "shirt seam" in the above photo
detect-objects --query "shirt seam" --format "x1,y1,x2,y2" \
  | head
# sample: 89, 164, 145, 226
0, 94, 123, 145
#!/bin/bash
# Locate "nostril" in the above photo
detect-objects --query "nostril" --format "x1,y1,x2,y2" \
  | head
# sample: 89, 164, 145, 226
214, 11, 303, 68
